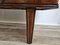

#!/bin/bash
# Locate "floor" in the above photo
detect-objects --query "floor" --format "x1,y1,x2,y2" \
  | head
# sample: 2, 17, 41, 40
0, 25, 60, 45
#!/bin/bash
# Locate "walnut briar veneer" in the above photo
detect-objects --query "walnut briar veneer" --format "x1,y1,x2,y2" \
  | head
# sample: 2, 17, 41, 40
0, 0, 59, 44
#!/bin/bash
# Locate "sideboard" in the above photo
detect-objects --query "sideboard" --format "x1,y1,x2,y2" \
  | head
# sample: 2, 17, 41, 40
0, 0, 59, 44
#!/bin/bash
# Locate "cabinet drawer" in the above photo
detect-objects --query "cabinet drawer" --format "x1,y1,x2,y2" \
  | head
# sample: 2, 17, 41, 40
38, 0, 58, 4
3, 0, 37, 4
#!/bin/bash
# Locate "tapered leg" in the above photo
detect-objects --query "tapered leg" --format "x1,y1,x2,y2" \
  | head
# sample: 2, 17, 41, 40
26, 8, 36, 44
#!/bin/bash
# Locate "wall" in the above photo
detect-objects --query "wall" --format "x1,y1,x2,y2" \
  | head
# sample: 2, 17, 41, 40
35, 0, 60, 25
0, 9, 26, 23
0, 0, 60, 26
35, 9, 58, 25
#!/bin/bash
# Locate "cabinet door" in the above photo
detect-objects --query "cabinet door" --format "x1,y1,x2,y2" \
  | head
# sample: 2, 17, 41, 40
4, 0, 37, 4
38, 0, 58, 4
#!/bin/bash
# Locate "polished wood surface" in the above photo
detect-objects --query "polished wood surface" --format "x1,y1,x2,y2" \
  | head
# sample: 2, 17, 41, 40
26, 8, 35, 44
0, 0, 58, 9
3, 0, 37, 3
3, 0, 58, 4
0, 0, 59, 44
39, 0, 58, 4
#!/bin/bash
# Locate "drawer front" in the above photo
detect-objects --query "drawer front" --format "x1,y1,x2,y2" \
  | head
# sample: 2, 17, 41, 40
3, 0, 37, 4
38, 0, 58, 4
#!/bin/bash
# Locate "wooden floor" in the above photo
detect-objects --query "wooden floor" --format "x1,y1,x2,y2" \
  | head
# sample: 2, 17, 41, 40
0, 24, 60, 45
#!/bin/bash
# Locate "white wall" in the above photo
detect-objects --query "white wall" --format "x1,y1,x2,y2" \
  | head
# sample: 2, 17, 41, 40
0, 1, 60, 26
0, 9, 26, 23
35, 9, 59, 25
35, 0, 60, 25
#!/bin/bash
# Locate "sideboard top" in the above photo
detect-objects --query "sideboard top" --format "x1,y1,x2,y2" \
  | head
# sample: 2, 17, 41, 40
0, 0, 59, 10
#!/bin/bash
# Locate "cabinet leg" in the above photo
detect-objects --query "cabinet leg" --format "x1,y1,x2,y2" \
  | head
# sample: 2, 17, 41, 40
26, 8, 36, 44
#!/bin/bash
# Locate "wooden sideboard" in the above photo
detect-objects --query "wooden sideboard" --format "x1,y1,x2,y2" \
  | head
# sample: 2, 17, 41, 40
0, 0, 59, 44
0, 0, 58, 9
